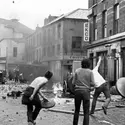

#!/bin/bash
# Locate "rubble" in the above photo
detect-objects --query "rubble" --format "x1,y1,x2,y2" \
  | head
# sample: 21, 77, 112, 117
0, 84, 28, 97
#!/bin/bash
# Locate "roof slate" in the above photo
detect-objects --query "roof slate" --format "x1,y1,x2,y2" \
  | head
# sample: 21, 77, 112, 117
44, 8, 88, 27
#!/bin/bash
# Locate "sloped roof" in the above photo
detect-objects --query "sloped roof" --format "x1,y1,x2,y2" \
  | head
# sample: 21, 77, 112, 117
65, 9, 88, 19
0, 38, 26, 43
44, 8, 88, 27
0, 18, 34, 37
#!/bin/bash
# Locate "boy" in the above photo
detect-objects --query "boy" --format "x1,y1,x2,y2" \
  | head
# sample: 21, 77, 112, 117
22, 71, 53, 125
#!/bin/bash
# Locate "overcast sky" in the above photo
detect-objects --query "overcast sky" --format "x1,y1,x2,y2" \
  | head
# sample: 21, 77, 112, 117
0, 0, 88, 30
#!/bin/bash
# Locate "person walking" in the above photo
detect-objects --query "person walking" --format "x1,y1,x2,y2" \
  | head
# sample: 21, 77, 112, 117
73, 58, 95, 125
22, 71, 53, 125
90, 56, 111, 115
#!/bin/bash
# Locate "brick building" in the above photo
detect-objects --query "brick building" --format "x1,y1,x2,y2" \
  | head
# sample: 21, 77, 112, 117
26, 8, 89, 83
88, 0, 125, 82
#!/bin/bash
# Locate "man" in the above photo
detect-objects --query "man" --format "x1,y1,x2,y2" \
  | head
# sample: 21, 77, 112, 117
90, 56, 111, 115
22, 71, 53, 125
73, 58, 95, 125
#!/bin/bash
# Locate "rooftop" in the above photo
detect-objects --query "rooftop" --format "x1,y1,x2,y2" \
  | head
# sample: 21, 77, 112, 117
0, 18, 34, 37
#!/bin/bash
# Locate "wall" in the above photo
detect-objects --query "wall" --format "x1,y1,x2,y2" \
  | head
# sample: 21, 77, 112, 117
0, 39, 25, 64
0, 24, 13, 39
0, 24, 23, 39
89, 0, 125, 42
63, 19, 86, 54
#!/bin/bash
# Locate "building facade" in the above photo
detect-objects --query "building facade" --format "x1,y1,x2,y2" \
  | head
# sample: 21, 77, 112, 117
26, 9, 89, 83
0, 38, 26, 71
88, 0, 125, 82
0, 18, 34, 73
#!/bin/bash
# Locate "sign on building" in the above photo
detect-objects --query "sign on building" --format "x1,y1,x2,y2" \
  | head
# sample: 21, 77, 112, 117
84, 22, 89, 42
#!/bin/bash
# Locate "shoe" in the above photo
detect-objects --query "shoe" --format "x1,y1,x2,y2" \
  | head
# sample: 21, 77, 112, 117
102, 106, 107, 115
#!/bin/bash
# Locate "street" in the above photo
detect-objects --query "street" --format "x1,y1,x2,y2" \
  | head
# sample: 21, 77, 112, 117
0, 94, 125, 125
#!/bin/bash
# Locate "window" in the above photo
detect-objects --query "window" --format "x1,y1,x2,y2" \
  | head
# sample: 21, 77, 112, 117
72, 36, 82, 49
43, 47, 46, 57
93, 15, 97, 40
52, 45, 55, 56
57, 44, 60, 55
47, 46, 50, 57
114, 4, 119, 34
57, 23, 61, 39
95, 28, 97, 40
13, 47, 17, 57
102, 10, 107, 38
40, 33, 42, 45
93, 0, 97, 5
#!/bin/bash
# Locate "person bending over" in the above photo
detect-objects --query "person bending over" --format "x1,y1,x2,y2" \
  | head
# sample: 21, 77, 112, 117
22, 71, 53, 125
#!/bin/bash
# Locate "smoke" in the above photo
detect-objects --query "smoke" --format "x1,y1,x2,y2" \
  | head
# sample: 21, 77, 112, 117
52, 82, 63, 98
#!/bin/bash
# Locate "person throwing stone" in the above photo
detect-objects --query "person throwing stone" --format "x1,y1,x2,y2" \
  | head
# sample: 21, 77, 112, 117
90, 56, 111, 115
22, 71, 53, 125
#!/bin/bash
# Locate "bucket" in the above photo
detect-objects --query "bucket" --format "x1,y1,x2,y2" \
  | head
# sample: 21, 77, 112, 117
110, 77, 125, 97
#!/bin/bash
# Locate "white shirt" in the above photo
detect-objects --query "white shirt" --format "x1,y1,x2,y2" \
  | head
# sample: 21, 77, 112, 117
29, 77, 48, 89
92, 66, 106, 88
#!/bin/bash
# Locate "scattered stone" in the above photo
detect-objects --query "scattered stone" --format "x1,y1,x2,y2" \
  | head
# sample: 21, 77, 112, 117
65, 100, 70, 103
2, 96, 6, 99
8, 118, 14, 122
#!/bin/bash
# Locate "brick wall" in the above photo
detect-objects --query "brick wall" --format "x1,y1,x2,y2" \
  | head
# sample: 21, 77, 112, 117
89, 0, 125, 42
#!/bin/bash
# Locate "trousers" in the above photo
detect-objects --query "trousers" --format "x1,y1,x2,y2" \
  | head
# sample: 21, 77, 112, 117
73, 89, 90, 125
22, 87, 42, 123
91, 82, 111, 113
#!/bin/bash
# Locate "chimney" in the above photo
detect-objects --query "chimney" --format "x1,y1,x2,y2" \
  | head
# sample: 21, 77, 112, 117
11, 19, 19, 22
44, 15, 58, 25
36, 24, 41, 30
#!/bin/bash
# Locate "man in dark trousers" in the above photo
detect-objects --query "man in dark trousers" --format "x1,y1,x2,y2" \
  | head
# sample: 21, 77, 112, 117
72, 58, 95, 125
22, 71, 53, 125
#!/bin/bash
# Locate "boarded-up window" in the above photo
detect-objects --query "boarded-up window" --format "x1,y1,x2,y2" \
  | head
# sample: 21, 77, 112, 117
13, 47, 17, 57
72, 36, 82, 49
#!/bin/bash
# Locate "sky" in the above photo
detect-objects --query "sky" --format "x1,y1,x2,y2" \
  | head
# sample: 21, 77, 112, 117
0, 0, 88, 30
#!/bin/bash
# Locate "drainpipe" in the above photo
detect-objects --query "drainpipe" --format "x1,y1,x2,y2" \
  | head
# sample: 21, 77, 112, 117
6, 47, 8, 78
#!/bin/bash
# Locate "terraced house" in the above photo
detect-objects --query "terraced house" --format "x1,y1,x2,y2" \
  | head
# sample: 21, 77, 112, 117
88, 0, 125, 82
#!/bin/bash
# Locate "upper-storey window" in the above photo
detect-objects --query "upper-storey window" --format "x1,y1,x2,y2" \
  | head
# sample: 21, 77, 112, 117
13, 47, 17, 57
93, 15, 97, 40
72, 36, 82, 49
114, 4, 119, 34
57, 23, 61, 39
93, 0, 97, 5
102, 10, 107, 38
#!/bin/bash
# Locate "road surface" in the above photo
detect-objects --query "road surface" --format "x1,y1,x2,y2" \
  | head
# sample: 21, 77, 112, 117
0, 94, 125, 125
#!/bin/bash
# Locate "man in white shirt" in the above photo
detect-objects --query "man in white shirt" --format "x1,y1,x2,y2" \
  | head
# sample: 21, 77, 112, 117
90, 56, 111, 115
22, 71, 53, 125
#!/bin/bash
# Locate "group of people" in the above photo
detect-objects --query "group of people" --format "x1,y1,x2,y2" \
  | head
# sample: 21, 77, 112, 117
21, 56, 112, 125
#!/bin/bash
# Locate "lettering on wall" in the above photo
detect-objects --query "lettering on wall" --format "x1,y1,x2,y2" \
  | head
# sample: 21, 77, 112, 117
84, 22, 89, 42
